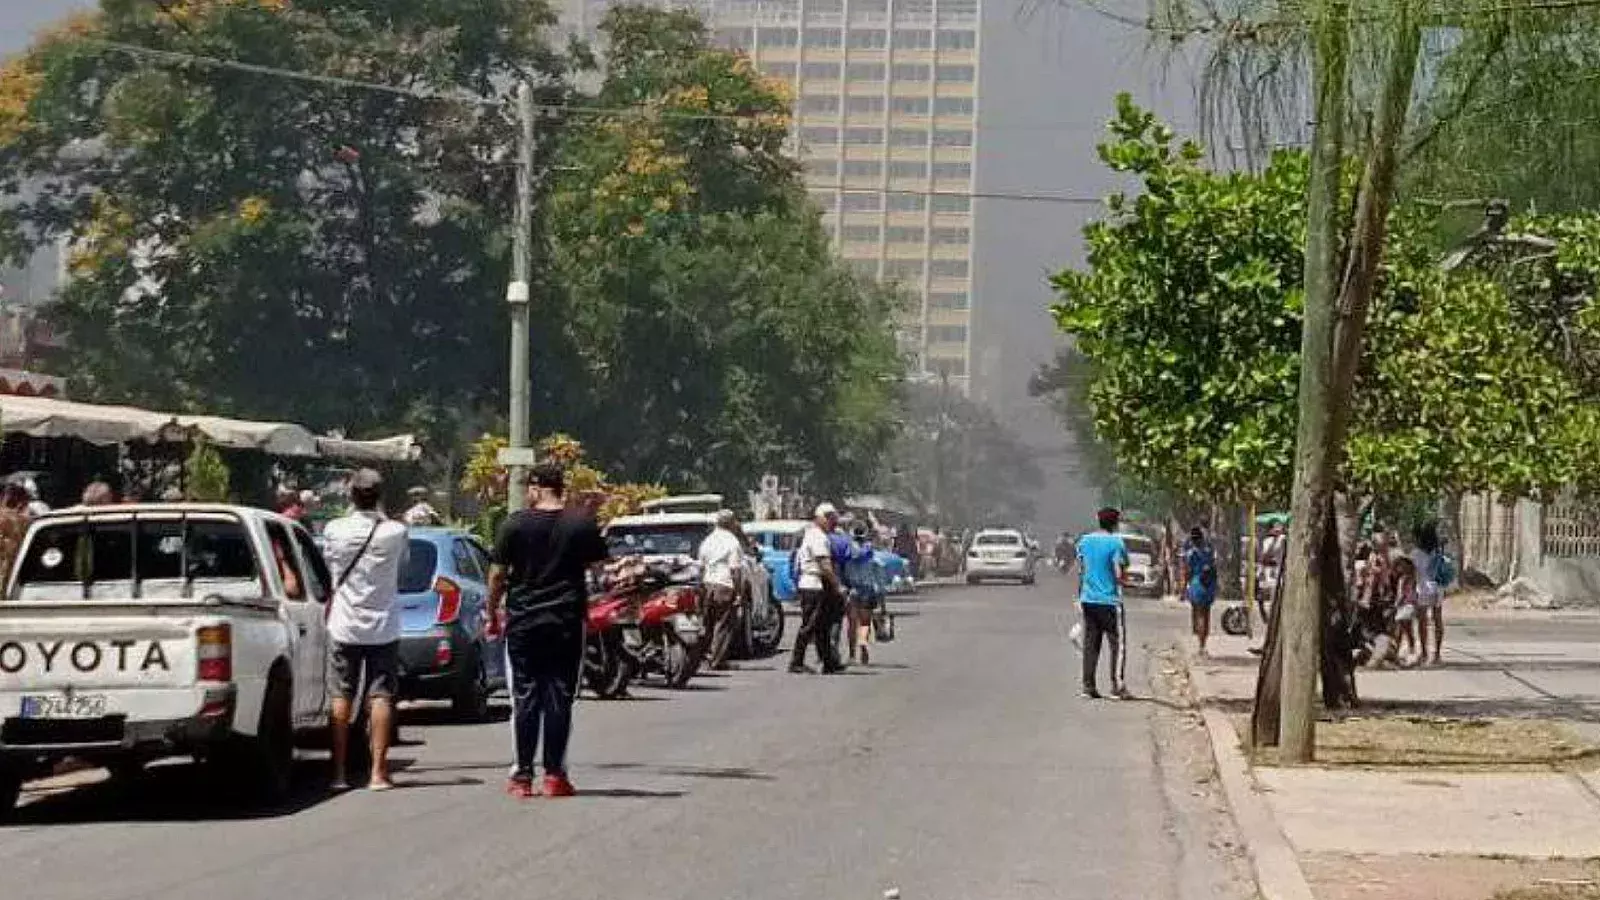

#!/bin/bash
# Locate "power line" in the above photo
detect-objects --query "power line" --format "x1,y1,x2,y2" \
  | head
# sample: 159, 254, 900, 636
805, 184, 1107, 205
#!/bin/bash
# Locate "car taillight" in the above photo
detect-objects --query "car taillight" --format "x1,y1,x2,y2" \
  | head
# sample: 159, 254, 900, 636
197, 624, 232, 682
435, 576, 462, 625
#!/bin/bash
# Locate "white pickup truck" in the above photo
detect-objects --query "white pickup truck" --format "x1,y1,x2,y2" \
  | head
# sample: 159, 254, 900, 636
0, 504, 335, 815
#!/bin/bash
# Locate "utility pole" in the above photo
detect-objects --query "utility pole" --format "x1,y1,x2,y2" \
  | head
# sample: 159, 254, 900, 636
501, 82, 536, 511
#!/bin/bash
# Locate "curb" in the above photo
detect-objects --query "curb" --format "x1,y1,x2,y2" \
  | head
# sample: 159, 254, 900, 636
1199, 706, 1317, 900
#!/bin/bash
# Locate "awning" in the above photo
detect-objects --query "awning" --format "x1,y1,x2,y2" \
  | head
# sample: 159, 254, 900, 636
0, 394, 416, 461
315, 434, 421, 463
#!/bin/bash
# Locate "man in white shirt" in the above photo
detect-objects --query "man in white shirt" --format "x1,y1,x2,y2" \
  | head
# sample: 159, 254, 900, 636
402, 486, 442, 527
697, 509, 745, 671
789, 503, 845, 674
320, 469, 410, 791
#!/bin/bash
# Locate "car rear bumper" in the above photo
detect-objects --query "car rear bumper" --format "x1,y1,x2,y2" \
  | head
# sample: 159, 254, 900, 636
397, 628, 472, 698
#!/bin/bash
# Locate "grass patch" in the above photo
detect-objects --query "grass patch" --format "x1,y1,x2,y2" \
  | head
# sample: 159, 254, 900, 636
1239, 714, 1600, 770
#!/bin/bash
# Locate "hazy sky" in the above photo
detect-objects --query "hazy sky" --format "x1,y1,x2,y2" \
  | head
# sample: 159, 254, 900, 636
973, 2, 1201, 533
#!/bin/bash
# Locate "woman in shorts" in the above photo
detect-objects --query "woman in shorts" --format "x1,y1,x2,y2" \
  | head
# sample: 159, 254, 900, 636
1181, 526, 1218, 657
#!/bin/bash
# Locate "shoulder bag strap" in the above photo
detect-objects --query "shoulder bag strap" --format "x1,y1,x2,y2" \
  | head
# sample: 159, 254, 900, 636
336, 519, 382, 589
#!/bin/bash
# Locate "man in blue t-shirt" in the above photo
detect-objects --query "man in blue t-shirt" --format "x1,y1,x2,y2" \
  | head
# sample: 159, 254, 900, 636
1076, 507, 1131, 699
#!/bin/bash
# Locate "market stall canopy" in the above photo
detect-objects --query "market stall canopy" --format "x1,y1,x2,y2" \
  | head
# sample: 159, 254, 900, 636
1, 394, 416, 461
315, 434, 421, 463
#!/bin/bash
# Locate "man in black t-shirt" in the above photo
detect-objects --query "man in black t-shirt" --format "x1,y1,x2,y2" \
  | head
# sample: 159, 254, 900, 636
487, 463, 609, 799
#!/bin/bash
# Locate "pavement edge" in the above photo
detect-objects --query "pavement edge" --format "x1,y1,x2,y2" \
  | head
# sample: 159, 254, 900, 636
1199, 705, 1317, 900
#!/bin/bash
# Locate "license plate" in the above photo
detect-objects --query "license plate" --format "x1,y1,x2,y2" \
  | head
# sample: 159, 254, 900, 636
621, 627, 643, 648
20, 693, 108, 720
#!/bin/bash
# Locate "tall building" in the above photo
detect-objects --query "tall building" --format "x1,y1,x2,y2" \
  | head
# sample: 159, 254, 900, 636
563, 0, 982, 389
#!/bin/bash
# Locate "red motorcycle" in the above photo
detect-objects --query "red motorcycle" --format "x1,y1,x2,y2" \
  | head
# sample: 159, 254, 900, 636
634, 568, 704, 689
584, 591, 641, 699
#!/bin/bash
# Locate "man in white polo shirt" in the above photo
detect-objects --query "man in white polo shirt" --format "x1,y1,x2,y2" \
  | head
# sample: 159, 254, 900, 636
320, 469, 409, 792
788, 503, 845, 674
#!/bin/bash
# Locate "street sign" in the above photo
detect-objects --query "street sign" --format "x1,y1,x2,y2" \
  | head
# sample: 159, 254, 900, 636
496, 446, 538, 467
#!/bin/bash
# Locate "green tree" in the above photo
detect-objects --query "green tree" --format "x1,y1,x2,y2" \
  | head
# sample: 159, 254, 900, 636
536, 6, 903, 498
183, 438, 230, 502
0, 0, 574, 445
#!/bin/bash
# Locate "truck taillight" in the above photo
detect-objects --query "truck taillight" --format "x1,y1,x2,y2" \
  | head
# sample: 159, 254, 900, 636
435, 576, 462, 625
197, 624, 232, 682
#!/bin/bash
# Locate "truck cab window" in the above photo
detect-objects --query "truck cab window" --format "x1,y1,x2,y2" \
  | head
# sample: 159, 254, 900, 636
264, 522, 305, 600
291, 526, 333, 603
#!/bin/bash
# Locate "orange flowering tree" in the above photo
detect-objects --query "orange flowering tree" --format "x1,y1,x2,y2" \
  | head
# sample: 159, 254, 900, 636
461, 432, 666, 541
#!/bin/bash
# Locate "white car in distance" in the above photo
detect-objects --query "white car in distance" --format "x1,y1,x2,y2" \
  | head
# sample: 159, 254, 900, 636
964, 528, 1037, 586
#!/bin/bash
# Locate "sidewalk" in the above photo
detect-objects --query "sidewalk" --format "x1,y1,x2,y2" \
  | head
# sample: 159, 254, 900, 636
1184, 618, 1600, 900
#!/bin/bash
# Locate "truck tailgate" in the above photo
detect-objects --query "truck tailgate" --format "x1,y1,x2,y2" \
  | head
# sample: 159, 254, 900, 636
0, 615, 198, 691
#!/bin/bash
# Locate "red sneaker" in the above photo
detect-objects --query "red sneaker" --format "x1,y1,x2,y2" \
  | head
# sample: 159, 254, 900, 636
542, 774, 577, 798
506, 775, 537, 799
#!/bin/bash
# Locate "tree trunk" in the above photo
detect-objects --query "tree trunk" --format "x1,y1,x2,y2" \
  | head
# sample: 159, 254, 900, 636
1280, 2, 1421, 761
1250, 572, 1285, 748
1336, 491, 1361, 584
1277, 0, 1352, 763
1213, 503, 1242, 601
1320, 500, 1360, 709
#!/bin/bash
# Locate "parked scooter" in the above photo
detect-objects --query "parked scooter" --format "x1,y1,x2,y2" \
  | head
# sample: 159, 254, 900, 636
633, 561, 705, 689
584, 591, 640, 699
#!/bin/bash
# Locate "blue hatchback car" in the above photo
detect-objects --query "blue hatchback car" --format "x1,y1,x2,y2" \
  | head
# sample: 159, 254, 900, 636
394, 528, 506, 720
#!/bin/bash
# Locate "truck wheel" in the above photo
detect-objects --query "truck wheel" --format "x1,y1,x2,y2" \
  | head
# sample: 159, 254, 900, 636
451, 652, 492, 723
217, 673, 294, 805
0, 770, 21, 821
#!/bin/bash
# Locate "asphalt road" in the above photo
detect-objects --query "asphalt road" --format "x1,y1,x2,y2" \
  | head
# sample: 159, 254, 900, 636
0, 578, 1252, 900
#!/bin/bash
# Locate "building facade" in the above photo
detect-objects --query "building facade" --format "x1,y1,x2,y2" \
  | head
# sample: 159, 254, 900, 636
563, 0, 982, 389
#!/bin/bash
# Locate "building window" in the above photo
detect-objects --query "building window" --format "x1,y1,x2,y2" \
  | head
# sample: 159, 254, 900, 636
847, 95, 886, 115
763, 61, 798, 79
932, 129, 973, 147
893, 28, 933, 49
890, 160, 928, 179
801, 94, 841, 114
801, 126, 839, 145
850, 0, 888, 17
809, 189, 837, 208
848, 28, 887, 49
846, 62, 886, 81
933, 226, 970, 244
810, 0, 845, 12
933, 96, 973, 116
841, 224, 882, 243
929, 356, 967, 377
890, 127, 928, 147
930, 290, 969, 309
884, 259, 925, 279
805, 158, 839, 177
928, 325, 967, 343
841, 191, 882, 212
844, 127, 884, 145
887, 225, 926, 242
891, 96, 930, 115
843, 160, 882, 178
932, 193, 971, 212
803, 61, 841, 80
935, 64, 975, 83
891, 63, 931, 81
805, 27, 843, 47
887, 194, 926, 213
760, 28, 799, 47
847, 258, 879, 277
930, 259, 968, 278
716, 27, 754, 51
936, 29, 977, 50
932, 161, 971, 179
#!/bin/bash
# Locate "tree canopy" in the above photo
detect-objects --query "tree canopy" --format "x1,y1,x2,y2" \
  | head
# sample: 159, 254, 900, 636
0, 2, 905, 499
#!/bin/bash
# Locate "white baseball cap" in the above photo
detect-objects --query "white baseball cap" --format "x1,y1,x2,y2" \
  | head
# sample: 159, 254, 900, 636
814, 502, 839, 519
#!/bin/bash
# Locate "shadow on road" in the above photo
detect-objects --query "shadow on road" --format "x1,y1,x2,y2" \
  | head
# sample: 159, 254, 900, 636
578, 787, 687, 799
10, 759, 339, 826
591, 762, 775, 781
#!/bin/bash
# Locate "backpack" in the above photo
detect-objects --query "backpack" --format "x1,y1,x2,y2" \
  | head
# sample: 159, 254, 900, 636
1429, 552, 1457, 588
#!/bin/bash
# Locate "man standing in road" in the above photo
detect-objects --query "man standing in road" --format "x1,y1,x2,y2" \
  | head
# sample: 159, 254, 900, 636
698, 509, 745, 671
790, 503, 846, 674
1077, 507, 1131, 700
322, 469, 410, 791
487, 464, 609, 799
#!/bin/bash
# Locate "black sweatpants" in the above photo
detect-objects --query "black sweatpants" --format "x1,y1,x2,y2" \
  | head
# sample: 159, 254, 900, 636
505, 622, 583, 778
1080, 602, 1126, 693
790, 588, 844, 671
